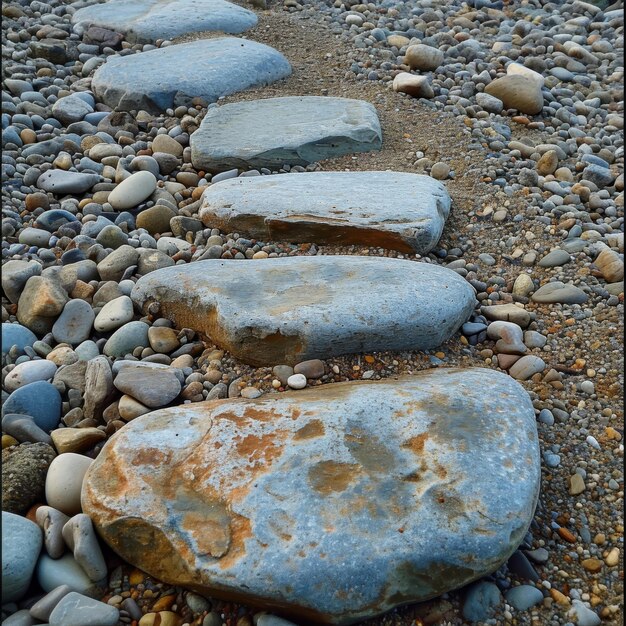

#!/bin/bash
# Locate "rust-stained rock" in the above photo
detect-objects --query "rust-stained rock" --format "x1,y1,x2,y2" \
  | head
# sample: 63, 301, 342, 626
130, 256, 475, 366
198, 172, 448, 254
82, 368, 540, 624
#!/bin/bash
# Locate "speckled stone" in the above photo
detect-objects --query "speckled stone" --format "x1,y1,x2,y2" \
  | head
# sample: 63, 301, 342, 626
83, 368, 540, 624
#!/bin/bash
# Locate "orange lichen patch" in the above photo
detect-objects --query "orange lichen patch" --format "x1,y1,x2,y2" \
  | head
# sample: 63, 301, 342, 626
179, 499, 231, 558
235, 432, 286, 467
308, 460, 362, 495
290, 407, 301, 421
217, 514, 253, 570
130, 448, 173, 467
402, 433, 429, 454
294, 419, 325, 440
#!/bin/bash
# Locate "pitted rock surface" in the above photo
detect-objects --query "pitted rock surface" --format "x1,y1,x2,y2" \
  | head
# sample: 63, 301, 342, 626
72, 0, 257, 44
82, 368, 541, 624
198, 172, 450, 254
92, 38, 291, 113
190, 97, 382, 172
130, 256, 474, 366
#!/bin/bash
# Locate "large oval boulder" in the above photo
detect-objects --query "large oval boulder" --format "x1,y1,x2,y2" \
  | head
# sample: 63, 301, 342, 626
130, 256, 475, 366
82, 368, 540, 624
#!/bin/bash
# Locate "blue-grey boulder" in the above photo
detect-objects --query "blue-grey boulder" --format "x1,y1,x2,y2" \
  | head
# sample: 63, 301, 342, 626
190, 97, 382, 172
72, 0, 257, 44
131, 256, 475, 366
1, 323, 38, 355
198, 172, 450, 254
82, 368, 540, 624
2, 381, 62, 433
2, 512, 43, 603
37, 170, 100, 195
92, 38, 291, 113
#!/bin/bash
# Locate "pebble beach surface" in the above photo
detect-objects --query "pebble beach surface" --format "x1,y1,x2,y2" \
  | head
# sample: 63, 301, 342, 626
1, 0, 623, 624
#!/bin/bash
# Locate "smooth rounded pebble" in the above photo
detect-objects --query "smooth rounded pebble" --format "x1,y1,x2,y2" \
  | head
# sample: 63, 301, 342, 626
45, 453, 93, 516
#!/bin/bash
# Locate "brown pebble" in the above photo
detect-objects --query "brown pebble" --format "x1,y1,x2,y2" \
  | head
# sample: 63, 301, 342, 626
558, 527, 577, 543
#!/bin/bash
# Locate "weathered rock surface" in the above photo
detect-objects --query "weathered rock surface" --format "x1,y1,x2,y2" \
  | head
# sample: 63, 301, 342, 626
131, 257, 475, 366
198, 172, 450, 254
83, 368, 540, 624
72, 0, 257, 43
92, 38, 291, 112
190, 97, 382, 172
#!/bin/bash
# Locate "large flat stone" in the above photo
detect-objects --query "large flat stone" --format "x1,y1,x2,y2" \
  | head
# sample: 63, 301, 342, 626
190, 97, 382, 172
72, 0, 257, 44
198, 172, 450, 254
92, 38, 291, 113
82, 368, 541, 624
130, 256, 475, 366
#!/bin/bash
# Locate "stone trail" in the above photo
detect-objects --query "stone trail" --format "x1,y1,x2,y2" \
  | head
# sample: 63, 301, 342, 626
190, 96, 382, 172
0, 0, 567, 621
82, 368, 541, 624
198, 171, 450, 254
130, 256, 475, 366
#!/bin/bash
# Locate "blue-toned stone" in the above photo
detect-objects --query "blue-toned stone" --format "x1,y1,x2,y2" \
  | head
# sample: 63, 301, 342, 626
84, 368, 540, 623
2, 381, 62, 433
505, 585, 544, 610
463, 581, 502, 622
92, 38, 291, 113
103, 321, 150, 358
1, 323, 38, 355
35, 209, 79, 233
1, 512, 43, 603
190, 97, 382, 172
52, 300, 95, 345
72, 0, 257, 43
37, 170, 100, 195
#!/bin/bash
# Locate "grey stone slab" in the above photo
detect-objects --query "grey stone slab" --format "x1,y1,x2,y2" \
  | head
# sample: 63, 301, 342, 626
92, 38, 291, 113
131, 256, 475, 366
199, 172, 450, 254
72, 0, 257, 44
190, 97, 382, 172
82, 368, 540, 624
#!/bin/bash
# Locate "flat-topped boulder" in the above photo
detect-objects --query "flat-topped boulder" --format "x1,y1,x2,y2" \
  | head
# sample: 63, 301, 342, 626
92, 38, 291, 113
72, 0, 257, 43
82, 368, 540, 624
190, 97, 382, 172
199, 172, 450, 254
131, 256, 475, 366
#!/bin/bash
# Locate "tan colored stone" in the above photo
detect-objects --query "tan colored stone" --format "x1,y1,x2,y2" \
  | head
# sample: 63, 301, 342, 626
594, 246, 624, 283
392, 72, 434, 98
51, 428, 106, 454
537, 150, 559, 176
569, 473, 585, 495
17, 276, 69, 335
485, 75, 543, 115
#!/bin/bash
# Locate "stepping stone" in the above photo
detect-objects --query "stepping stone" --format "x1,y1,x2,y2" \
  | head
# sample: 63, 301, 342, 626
198, 172, 450, 254
72, 0, 257, 44
131, 256, 474, 366
190, 96, 382, 172
82, 368, 540, 624
92, 38, 291, 113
